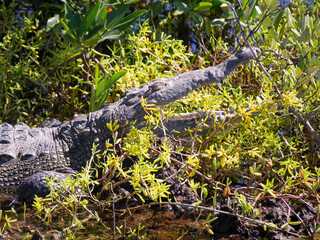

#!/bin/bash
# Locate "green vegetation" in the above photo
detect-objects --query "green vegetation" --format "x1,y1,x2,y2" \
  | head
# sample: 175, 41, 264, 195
1, 0, 320, 239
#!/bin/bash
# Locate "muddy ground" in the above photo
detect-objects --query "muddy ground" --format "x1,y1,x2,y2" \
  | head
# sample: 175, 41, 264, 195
0, 195, 318, 240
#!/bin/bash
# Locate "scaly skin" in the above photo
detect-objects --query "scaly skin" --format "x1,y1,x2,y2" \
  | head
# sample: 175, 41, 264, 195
0, 47, 259, 200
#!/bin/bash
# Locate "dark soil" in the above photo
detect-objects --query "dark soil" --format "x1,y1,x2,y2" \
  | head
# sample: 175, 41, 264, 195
209, 197, 317, 240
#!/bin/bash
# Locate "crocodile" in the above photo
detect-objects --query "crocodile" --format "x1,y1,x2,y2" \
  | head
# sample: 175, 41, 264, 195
0, 47, 259, 202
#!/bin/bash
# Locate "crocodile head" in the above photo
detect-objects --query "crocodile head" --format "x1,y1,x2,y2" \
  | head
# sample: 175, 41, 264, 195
95, 47, 260, 127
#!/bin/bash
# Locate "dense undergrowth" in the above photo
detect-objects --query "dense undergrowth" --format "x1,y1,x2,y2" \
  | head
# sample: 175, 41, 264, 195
1, 0, 320, 239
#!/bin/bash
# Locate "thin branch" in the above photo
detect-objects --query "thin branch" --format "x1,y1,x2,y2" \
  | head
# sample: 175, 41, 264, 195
90, 55, 109, 76
281, 198, 311, 237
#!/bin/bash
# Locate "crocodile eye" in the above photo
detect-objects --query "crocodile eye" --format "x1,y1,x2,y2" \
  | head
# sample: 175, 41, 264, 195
21, 154, 36, 161
0, 154, 14, 164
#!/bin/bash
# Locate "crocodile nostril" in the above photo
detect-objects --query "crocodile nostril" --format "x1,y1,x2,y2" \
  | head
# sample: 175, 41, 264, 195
21, 154, 36, 161
0, 154, 15, 164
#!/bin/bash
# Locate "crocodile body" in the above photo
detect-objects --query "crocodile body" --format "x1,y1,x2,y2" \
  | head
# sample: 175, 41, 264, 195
0, 47, 259, 201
